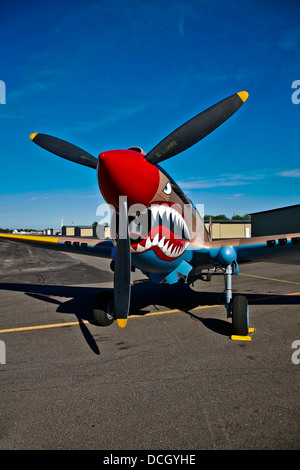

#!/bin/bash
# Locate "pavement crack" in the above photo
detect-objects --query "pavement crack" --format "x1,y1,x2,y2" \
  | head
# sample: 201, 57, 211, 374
37, 274, 45, 287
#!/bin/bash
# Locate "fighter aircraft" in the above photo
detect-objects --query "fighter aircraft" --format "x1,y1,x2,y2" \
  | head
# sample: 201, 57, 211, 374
1, 91, 299, 335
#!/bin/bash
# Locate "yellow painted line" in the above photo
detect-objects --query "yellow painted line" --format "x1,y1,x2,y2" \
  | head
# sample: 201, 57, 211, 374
130, 304, 221, 319
0, 321, 88, 334
239, 272, 300, 286
0, 304, 222, 334
130, 308, 181, 319
285, 292, 300, 296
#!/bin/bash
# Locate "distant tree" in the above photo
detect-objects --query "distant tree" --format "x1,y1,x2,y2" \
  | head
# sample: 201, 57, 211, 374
231, 214, 251, 220
204, 214, 230, 221
215, 214, 230, 221
205, 214, 250, 221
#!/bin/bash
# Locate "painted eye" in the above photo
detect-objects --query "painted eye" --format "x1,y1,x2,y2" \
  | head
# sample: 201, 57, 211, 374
163, 182, 172, 195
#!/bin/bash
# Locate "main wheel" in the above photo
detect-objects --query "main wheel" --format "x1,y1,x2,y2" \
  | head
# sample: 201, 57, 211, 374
93, 291, 115, 326
232, 295, 249, 336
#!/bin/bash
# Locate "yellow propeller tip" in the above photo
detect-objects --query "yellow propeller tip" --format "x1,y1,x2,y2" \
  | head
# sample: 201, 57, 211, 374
237, 91, 249, 102
117, 319, 127, 328
30, 133, 38, 141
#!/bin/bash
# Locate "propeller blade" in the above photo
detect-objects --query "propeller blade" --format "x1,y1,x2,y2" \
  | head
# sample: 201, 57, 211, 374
113, 197, 131, 328
30, 133, 98, 169
145, 91, 248, 164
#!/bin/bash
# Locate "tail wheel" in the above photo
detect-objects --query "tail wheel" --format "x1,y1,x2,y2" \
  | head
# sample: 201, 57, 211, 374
232, 295, 249, 336
93, 291, 115, 326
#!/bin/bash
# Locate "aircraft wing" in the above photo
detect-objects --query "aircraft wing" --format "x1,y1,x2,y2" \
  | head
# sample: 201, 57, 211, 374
0, 233, 114, 259
1, 231, 299, 277
231, 233, 300, 262
191, 232, 300, 269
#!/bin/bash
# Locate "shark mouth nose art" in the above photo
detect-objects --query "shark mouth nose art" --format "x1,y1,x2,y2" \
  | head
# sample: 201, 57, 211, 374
129, 202, 191, 261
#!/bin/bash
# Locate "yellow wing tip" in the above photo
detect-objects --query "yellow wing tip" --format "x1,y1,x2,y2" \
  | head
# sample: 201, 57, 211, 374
30, 133, 38, 141
237, 91, 249, 102
117, 319, 127, 328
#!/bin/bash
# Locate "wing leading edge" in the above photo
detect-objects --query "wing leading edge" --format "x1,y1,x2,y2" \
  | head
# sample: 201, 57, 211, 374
0, 233, 114, 259
190, 232, 300, 269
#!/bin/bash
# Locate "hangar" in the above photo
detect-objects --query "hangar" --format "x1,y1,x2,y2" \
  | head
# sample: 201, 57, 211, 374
250, 204, 300, 237
61, 224, 110, 239
62, 225, 97, 237
204, 220, 251, 240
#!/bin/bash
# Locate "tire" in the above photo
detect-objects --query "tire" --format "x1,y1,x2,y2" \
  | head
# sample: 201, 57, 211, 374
232, 295, 249, 336
93, 291, 115, 326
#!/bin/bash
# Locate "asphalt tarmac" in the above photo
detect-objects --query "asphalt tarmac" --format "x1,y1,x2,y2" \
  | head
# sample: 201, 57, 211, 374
0, 239, 299, 450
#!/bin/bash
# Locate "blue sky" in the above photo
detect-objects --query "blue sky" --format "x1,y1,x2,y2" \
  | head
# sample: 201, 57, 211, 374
0, 0, 299, 229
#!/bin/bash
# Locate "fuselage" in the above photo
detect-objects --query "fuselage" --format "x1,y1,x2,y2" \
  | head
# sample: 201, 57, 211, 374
97, 148, 209, 282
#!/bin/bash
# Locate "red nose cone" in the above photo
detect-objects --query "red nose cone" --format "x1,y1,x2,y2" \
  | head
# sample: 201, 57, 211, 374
98, 150, 159, 209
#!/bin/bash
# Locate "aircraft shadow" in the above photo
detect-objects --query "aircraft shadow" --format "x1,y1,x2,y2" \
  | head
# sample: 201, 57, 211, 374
0, 280, 299, 344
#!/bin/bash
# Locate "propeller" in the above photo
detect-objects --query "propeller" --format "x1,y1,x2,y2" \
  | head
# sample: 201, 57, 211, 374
113, 197, 131, 328
30, 133, 98, 169
145, 91, 248, 164
30, 91, 248, 169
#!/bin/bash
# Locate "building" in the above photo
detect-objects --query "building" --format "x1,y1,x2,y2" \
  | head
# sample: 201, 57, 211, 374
250, 204, 300, 237
204, 220, 251, 240
62, 225, 96, 237
75, 226, 97, 237
62, 226, 76, 236
61, 224, 111, 239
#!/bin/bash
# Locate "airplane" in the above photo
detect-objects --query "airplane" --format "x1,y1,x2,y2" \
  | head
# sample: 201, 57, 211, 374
1, 90, 299, 335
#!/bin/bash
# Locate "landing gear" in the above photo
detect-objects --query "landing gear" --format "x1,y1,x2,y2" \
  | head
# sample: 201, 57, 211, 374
93, 291, 115, 326
224, 263, 249, 336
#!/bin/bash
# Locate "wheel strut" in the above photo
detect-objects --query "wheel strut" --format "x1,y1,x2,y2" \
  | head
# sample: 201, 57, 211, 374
225, 263, 233, 318
224, 263, 250, 336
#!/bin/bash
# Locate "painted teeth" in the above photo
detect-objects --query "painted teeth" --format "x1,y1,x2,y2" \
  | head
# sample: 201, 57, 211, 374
158, 236, 165, 248
130, 204, 191, 257
135, 244, 144, 252
151, 206, 159, 222
131, 238, 190, 257
149, 204, 190, 241
152, 233, 159, 246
